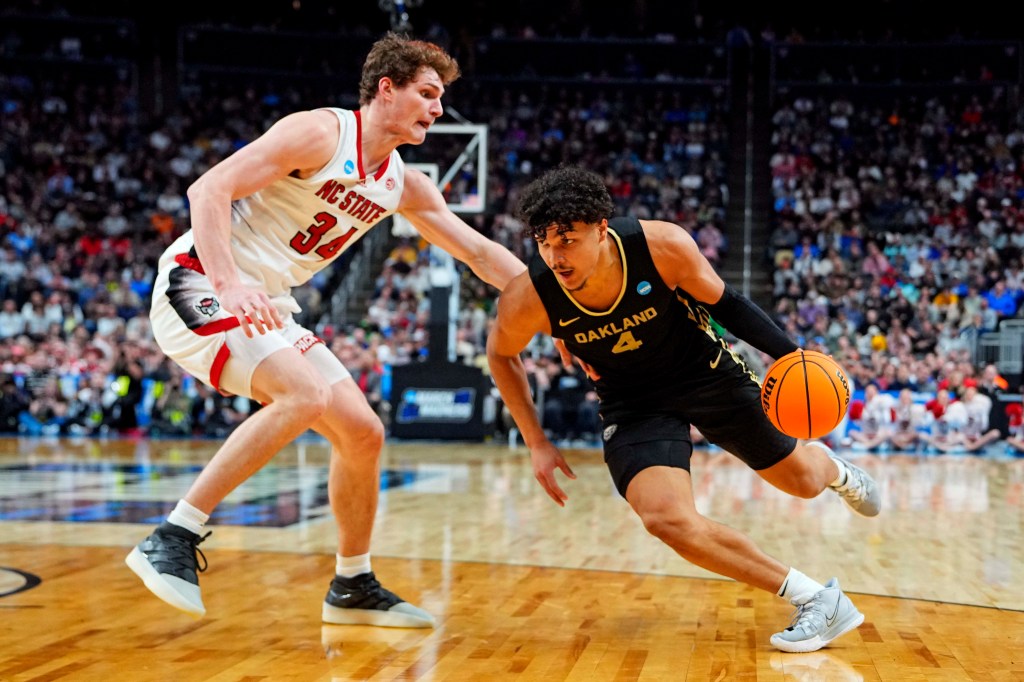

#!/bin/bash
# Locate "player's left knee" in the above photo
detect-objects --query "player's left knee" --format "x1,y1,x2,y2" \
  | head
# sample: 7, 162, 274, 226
637, 506, 704, 545
347, 414, 385, 451
795, 477, 826, 499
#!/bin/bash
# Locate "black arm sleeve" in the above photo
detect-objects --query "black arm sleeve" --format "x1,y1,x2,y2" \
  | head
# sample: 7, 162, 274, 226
705, 284, 799, 360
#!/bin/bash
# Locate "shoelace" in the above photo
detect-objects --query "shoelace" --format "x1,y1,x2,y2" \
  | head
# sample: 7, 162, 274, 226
339, 573, 401, 607
834, 469, 867, 502
160, 529, 212, 573
193, 531, 212, 573
354, 574, 388, 597
787, 593, 829, 633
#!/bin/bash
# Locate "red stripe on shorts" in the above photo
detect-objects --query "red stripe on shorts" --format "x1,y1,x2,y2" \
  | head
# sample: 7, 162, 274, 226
209, 343, 231, 393
174, 253, 206, 274
195, 318, 241, 336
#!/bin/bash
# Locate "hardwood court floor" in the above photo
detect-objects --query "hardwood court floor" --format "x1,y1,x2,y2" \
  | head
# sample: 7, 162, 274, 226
1, 436, 1023, 681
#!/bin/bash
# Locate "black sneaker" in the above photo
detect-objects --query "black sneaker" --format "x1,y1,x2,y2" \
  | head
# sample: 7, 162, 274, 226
125, 521, 211, 617
322, 572, 435, 628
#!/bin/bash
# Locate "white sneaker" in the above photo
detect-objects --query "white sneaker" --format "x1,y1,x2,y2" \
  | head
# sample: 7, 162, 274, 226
125, 521, 210, 618
770, 578, 864, 653
323, 572, 435, 628
811, 443, 882, 517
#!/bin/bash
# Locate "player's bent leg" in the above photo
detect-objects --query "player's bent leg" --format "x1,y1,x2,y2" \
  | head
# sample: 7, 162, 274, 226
127, 348, 331, 617
626, 466, 790, 594
312, 378, 386, 556
758, 442, 881, 517
810, 442, 881, 517
191, 348, 333, 508
618, 441, 864, 651
755, 442, 839, 499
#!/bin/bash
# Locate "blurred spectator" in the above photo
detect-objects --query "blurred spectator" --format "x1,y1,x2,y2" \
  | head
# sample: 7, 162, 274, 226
889, 388, 928, 451
20, 377, 69, 436
1006, 400, 1024, 454
955, 381, 1003, 452
0, 377, 29, 433
350, 349, 385, 420
21, 291, 50, 339
984, 280, 1019, 320
540, 362, 600, 443
193, 384, 253, 438
103, 350, 145, 434
149, 374, 197, 437
66, 372, 110, 436
848, 383, 894, 450
0, 299, 26, 339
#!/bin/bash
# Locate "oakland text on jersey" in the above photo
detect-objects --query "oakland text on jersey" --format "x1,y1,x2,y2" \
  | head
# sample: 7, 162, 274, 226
314, 179, 389, 226
572, 306, 658, 344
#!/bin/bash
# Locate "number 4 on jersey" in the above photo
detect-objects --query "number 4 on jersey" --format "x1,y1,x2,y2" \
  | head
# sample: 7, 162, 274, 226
611, 330, 642, 354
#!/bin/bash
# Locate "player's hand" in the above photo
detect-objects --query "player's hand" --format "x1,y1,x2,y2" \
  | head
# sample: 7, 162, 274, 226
553, 337, 600, 381
218, 285, 285, 338
530, 441, 576, 506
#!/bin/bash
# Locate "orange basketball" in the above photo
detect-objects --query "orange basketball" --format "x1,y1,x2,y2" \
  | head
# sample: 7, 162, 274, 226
760, 350, 851, 439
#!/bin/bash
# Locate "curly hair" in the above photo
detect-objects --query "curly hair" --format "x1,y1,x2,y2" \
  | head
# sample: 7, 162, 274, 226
359, 32, 461, 105
516, 166, 615, 240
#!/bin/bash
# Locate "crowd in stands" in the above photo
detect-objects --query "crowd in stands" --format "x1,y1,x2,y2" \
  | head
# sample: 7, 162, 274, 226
765, 89, 1024, 453
1, 8, 1023, 453
0, 61, 730, 444
844, 371, 1024, 456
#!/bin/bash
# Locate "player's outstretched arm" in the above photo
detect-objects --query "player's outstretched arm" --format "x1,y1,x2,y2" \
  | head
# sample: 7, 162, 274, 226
643, 219, 798, 360
398, 169, 526, 291
486, 276, 576, 506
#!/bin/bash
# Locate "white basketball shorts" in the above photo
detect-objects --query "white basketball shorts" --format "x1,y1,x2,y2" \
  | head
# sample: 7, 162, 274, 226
150, 251, 349, 399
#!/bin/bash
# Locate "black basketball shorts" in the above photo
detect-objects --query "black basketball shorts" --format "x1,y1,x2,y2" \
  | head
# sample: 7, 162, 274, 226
602, 373, 797, 497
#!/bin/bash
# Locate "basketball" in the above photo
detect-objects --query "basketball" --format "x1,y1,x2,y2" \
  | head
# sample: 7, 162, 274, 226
760, 350, 851, 439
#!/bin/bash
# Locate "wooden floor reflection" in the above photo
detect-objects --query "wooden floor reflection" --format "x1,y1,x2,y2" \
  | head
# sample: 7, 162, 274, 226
1, 436, 1023, 680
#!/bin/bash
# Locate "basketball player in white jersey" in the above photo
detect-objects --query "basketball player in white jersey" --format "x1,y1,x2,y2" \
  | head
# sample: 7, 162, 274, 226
889, 388, 927, 451
126, 33, 526, 626
952, 381, 1001, 453
849, 383, 895, 450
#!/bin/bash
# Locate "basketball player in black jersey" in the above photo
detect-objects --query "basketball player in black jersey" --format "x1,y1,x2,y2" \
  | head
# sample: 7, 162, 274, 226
487, 166, 881, 653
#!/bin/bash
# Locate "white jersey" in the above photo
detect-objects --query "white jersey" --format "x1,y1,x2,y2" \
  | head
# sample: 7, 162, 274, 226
938, 401, 968, 434
161, 108, 406, 311
859, 393, 895, 434
892, 401, 926, 434
962, 394, 993, 437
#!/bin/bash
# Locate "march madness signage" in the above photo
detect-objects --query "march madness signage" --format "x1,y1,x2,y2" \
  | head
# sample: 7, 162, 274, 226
397, 387, 476, 424
389, 362, 487, 440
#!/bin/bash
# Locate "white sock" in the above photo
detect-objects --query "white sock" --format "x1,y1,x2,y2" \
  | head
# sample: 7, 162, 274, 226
777, 568, 826, 605
337, 552, 371, 578
829, 457, 849, 487
166, 499, 209, 535
807, 441, 848, 487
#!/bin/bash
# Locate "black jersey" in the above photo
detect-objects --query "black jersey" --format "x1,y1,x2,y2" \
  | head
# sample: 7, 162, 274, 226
529, 217, 749, 413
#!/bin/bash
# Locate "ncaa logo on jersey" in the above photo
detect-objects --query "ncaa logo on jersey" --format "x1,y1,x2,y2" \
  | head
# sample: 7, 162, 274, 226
637, 281, 652, 295
344, 160, 356, 174
194, 296, 220, 317
603, 424, 618, 441
385, 178, 396, 191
